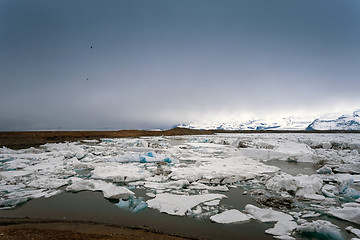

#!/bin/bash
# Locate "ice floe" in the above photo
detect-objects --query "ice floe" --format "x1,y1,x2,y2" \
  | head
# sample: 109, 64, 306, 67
346, 226, 360, 238
296, 220, 343, 240
245, 204, 293, 222
147, 193, 226, 216
266, 173, 324, 199
328, 204, 360, 224
66, 178, 134, 199
210, 209, 252, 223
115, 196, 148, 213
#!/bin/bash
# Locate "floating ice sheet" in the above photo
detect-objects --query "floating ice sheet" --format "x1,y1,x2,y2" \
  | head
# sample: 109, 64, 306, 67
328, 206, 360, 224
147, 193, 226, 216
296, 220, 342, 240
66, 178, 134, 199
245, 204, 293, 223
210, 209, 252, 224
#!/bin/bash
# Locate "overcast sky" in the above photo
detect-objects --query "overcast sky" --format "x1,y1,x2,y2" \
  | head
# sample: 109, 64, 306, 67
1, 0, 359, 130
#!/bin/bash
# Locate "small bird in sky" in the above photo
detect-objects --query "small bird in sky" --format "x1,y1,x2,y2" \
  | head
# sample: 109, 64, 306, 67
90, 46, 93, 49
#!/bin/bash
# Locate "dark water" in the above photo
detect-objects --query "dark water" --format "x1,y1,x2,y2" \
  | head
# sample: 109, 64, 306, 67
265, 159, 318, 176
0, 190, 274, 240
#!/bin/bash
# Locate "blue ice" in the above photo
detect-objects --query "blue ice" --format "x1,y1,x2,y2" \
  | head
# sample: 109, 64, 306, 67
115, 196, 148, 213
340, 179, 360, 200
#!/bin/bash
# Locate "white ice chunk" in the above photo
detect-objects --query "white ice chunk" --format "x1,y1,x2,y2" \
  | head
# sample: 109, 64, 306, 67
328, 206, 360, 224
266, 173, 299, 192
170, 156, 279, 183
147, 193, 227, 216
273, 235, 296, 240
27, 177, 68, 189
188, 182, 229, 191
302, 194, 325, 200
203, 199, 221, 206
144, 180, 189, 190
146, 192, 156, 198
102, 184, 134, 199
245, 204, 293, 222
322, 142, 332, 149
265, 220, 298, 236
106, 152, 179, 164
346, 226, 360, 238
322, 184, 339, 198
301, 212, 321, 218
92, 163, 151, 182
317, 166, 333, 174
0, 170, 32, 178
266, 173, 323, 198
342, 202, 360, 208
66, 178, 134, 199
276, 141, 313, 155
210, 209, 252, 224
296, 220, 342, 240
294, 174, 323, 197
345, 226, 360, 237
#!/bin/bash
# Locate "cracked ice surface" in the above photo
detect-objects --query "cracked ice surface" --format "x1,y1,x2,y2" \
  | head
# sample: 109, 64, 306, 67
210, 209, 253, 223
1, 133, 360, 239
147, 193, 227, 216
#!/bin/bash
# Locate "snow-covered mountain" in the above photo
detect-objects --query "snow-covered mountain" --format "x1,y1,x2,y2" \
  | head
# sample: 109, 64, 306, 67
176, 110, 360, 131
176, 116, 313, 131
306, 110, 360, 131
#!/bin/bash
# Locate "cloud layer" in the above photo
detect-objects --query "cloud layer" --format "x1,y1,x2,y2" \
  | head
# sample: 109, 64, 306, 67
1, 0, 359, 130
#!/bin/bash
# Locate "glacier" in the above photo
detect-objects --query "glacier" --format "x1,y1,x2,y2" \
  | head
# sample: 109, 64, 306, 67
176, 109, 360, 131
307, 110, 360, 131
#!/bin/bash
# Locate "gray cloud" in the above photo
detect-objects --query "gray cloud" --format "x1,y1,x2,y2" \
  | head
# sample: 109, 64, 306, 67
1, 0, 360, 130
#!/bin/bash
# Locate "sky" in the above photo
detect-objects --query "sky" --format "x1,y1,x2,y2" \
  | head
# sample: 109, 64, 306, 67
1, 0, 360, 130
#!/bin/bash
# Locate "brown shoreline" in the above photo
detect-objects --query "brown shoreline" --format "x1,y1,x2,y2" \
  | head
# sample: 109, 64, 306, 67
1, 127, 359, 150
0, 218, 197, 240
0, 128, 215, 150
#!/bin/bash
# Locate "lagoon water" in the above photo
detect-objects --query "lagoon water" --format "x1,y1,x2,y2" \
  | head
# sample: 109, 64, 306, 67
1, 133, 360, 239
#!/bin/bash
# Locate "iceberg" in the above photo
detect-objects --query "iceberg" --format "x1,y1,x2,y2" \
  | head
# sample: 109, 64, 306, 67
66, 178, 134, 200
339, 179, 360, 200
245, 204, 293, 223
317, 166, 333, 174
328, 206, 360, 224
115, 196, 148, 213
265, 220, 298, 237
92, 163, 151, 182
266, 173, 324, 198
346, 226, 360, 238
147, 193, 227, 216
210, 209, 252, 224
296, 220, 343, 240
0, 197, 28, 209
144, 180, 189, 190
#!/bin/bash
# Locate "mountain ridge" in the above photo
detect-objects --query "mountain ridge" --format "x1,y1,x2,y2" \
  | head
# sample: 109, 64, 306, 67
176, 110, 360, 131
